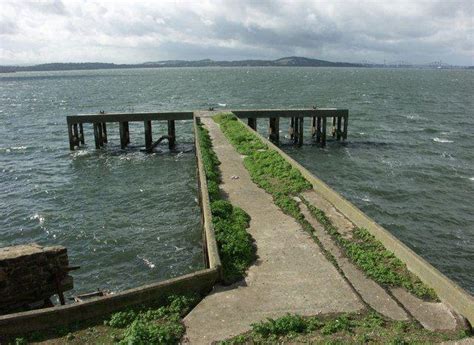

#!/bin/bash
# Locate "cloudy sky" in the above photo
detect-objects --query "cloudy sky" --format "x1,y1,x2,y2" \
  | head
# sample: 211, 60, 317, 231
0, 0, 473, 66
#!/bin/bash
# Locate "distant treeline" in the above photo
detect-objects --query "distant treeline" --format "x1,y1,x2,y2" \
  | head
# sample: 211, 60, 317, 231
0, 57, 470, 73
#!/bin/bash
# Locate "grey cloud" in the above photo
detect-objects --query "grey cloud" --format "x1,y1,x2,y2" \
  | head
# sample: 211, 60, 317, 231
0, 0, 472, 65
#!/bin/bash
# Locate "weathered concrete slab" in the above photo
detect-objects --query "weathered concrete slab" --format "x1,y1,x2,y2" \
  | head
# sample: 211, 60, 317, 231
301, 190, 354, 239
184, 117, 363, 344
299, 199, 409, 321
391, 288, 463, 331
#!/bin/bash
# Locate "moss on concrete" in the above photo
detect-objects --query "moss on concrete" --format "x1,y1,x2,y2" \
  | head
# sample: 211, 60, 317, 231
197, 121, 255, 284
302, 198, 438, 301
219, 311, 470, 344
213, 113, 437, 301
7, 294, 200, 345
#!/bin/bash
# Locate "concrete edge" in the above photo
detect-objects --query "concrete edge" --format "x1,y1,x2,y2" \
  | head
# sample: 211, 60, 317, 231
193, 115, 222, 275
0, 267, 219, 335
232, 116, 474, 325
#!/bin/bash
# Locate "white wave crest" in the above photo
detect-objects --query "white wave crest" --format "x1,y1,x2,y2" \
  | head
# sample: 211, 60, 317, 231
433, 137, 453, 143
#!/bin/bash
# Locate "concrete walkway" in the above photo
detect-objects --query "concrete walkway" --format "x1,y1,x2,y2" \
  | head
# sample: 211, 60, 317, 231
183, 118, 363, 344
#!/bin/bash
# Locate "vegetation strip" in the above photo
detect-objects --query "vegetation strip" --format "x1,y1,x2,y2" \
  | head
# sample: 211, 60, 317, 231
196, 121, 255, 284
213, 113, 436, 300
10, 294, 199, 345
301, 197, 437, 301
219, 312, 468, 344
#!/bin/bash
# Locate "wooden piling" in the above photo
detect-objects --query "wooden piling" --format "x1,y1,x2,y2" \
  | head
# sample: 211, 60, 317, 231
72, 124, 79, 147
79, 124, 84, 144
97, 123, 104, 147
144, 120, 152, 152
168, 120, 176, 149
269, 117, 279, 143
292, 117, 299, 144
316, 117, 321, 143
297, 117, 304, 147
119, 122, 127, 149
311, 117, 316, 137
125, 122, 130, 144
248, 118, 257, 130
290, 117, 295, 140
93, 123, 100, 149
322, 117, 327, 147
68, 124, 75, 150
337, 117, 342, 140
332, 117, 337, 138
102, 123, 108, 143
343, 116, 348, 140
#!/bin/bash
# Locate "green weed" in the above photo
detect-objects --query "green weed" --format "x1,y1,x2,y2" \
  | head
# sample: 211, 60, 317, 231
197, 121, 255, 284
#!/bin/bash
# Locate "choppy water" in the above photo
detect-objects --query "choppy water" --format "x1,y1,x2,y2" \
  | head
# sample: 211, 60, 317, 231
1, 67, 472, 295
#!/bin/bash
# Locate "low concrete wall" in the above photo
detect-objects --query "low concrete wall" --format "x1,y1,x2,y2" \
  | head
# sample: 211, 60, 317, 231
237, 118, 474, 325
193, 116, 222, 275
0, 267, 219, 335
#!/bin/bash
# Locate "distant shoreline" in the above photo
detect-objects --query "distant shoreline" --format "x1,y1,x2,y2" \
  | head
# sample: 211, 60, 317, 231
1, 56, 470, 73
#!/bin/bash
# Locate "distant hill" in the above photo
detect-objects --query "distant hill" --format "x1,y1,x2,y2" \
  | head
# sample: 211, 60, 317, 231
2, 57, 467, 73
0, 56, 362, 73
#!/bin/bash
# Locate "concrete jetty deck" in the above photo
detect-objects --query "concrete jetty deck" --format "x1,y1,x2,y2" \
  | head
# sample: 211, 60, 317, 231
183, 117, 362, 343
184, 114, 469, 343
